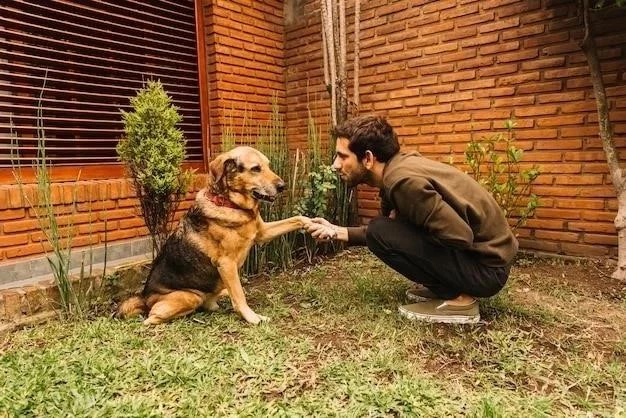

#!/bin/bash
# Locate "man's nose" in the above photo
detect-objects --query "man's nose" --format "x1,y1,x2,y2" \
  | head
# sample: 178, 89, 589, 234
275, 180, 286, 193
332, 157, 341, 170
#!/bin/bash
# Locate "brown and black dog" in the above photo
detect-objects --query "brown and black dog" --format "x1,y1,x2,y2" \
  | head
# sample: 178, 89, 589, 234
118, 146, 310, 325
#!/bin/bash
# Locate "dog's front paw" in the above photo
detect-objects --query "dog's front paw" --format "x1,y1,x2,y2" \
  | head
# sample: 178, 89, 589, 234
244, 311, 271, 325
297, 215, 312, 229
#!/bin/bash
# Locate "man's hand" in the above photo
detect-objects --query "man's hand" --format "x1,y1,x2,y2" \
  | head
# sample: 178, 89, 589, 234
306, 218, 338, 241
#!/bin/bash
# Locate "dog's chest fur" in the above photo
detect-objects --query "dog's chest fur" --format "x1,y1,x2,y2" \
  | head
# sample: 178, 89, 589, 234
143, 199, 261, 296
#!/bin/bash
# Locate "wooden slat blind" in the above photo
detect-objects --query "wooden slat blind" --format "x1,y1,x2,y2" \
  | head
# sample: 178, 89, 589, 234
0, 0, 203, 167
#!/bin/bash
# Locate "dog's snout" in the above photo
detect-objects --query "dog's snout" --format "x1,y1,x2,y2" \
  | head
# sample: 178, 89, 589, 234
275, 180, 286, 193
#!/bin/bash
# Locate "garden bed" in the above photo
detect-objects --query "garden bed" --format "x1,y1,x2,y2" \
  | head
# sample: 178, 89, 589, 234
0, 249, 624, 416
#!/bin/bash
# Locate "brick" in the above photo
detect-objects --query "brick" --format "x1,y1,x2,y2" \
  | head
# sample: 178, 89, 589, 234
479, 41, 520, 56
537, 92, 586, 104
440, 70, 476, 83
2, 219, 40, 234
583, 234, 617, 246
524, 218, 565, 229
535, 139, 582, 150
479, 17, 520, 33
5, 243, 49, 259
568, 222, 615, 234
0, 209, 26, 221
564, 151, 606, 161
513, 129, 559, 139
458, 79, 496, 90
423, 42, 458, 55
456, 12, 496, 29
520, 57, 565, 70
418, 125, 452, 134
556, 199, 605, 210
496, 49, 539, 63
555, 175, 604, 185
457, 56, 495, 70
419, 104, 452, 115
523, 32, 570, 48
502, 24, 546, 41
560, 242, 608, 256
560, 102, 597, 113
544, 66, 589, 79
438, 92, 474, 103
517, 81, 563, 94
517, 238, 560, 253
461, 33, 499, 47
0, 233, 29, 248
534, 230, 579, 242
494, 96, 535, 107
479, 64, 519, 77
441, 27, 478, 42
562, 127, 600, 138
475, 87, 515, 98
536, 115, 585, 127
420, 64, 455, 75
404, 96, 438, 106
499, 72, 540, 85
453, 100, 492, 110
515, 105, 559, 117
421, 85, 456, 95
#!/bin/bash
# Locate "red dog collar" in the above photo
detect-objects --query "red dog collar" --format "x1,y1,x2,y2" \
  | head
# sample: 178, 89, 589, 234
205, 190, 241, 210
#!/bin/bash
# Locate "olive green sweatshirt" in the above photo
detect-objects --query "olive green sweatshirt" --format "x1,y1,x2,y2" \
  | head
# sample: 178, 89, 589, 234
347, 152, 518, 267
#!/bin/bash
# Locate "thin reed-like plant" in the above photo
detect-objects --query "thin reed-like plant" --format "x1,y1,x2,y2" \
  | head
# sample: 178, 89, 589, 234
10, 78, 90, 319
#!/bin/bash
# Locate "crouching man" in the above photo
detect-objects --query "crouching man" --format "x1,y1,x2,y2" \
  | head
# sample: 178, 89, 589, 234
306, 115, 518, 324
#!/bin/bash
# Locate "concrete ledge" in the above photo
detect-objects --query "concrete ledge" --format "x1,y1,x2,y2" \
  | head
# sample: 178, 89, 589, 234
0, 237, 153, 288
0, 249, 151, 333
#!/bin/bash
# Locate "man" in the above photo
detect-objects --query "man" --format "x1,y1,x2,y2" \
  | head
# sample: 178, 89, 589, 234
306, 115, 518, 324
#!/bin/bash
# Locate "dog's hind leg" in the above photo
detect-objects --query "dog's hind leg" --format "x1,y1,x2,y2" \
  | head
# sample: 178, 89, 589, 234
203, 287, 228, 312
144, 291, 205, 325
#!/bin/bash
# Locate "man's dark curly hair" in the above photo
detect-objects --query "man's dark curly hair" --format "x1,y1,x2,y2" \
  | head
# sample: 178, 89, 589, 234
332, 115, 400, 163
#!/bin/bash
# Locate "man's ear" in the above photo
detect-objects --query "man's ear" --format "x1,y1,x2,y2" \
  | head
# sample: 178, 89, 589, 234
363, 150, 375, 169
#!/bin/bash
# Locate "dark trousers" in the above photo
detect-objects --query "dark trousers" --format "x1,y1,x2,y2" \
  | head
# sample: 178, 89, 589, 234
365, 217, 510, 300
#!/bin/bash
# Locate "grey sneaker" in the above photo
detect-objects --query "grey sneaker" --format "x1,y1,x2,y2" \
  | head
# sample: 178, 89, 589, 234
398, 299, 480, 324
405, 286, 438, 302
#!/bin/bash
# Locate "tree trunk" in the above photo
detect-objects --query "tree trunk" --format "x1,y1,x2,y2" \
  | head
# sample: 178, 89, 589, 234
580, 0, 626, 280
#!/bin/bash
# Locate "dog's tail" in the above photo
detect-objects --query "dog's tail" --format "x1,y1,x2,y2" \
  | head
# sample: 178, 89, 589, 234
117, 296, 148, 319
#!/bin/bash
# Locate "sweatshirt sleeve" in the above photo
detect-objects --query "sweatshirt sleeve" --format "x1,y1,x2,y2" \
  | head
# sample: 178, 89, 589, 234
346, 226, 367, 246
389, 177, 474, 249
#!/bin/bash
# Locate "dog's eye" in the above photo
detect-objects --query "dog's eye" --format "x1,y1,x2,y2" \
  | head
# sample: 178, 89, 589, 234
251, 165, 262, 173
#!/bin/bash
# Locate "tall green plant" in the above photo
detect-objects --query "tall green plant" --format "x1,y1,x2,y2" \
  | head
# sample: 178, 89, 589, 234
117, 80, 192, 253
464, 119, 540, 230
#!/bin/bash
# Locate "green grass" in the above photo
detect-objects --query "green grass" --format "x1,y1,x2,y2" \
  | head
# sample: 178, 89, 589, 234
1, 249, 625, 417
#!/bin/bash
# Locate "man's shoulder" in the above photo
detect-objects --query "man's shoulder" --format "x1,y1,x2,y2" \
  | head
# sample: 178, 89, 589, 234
382, 153, 430, 191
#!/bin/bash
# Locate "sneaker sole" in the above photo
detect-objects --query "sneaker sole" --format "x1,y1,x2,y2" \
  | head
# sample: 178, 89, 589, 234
398, 306, 480, 325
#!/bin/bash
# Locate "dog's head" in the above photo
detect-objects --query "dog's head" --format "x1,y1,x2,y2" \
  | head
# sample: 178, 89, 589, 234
208, 146, 286, 210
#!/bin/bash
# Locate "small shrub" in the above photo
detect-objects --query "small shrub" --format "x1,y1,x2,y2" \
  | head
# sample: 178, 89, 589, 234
464, 119, 540, 230
117, 80, 192, 253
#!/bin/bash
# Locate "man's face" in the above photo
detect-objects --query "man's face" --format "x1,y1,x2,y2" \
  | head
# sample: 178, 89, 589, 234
332, 138, 368, 187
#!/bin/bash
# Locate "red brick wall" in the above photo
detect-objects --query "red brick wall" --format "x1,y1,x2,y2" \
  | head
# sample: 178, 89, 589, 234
285, 0, 626, 257
0, 176, 207, 262
201, 0, 286, 152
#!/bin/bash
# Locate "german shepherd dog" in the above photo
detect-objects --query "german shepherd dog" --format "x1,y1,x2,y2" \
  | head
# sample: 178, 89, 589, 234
118, 146, 310, 325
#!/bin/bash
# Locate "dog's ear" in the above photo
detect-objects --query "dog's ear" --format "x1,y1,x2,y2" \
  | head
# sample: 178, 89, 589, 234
209, 154, 237, 190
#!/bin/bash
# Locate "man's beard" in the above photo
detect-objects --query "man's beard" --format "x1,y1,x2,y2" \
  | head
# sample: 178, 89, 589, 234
343, 164, 373, 188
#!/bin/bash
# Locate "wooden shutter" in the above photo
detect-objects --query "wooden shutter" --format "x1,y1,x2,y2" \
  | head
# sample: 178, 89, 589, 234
0, 0, 204, 169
